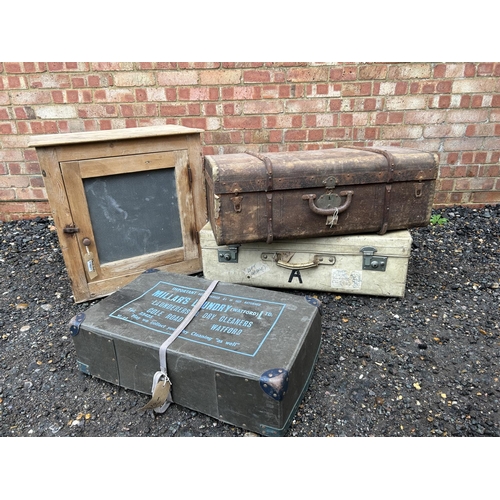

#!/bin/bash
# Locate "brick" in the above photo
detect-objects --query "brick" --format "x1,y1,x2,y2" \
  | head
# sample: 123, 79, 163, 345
388, 112, 404, 124
120, 103, 157, 117
483, 137, 500, 151
179, 87, 219, 101
93, 89, 135, 103
459, 95, 471, 108
308, 129, 324, 141
388, 64, 431, 79
466, 124, 497, 137
359, 64, 388, 80
479, 164, 500, 177
2, 134, 29, 149
266, 115, 302, 128
223, 116, 262, 129
363, 127, 379, 140
405, 110, 446, 124
464, 64, 477, 77
434, 63, 468, 78
340, 114, 353, 126
385, 96, 427, 110
455, 177, 495, 191
205, 131, 243, 145
4, 62, 23, 73
432, 192, 450, 207
91, 63, 134, 71
10, 90, 52, 105
33, 105, 78, 119
0, 188, 15, 200
0, 123, 13, 134
78, 105, 118, 118
424, 124, 466, 138
342, 82, 372, 97
362, 98, 383, 111
470, 190, 500, 205
446, 109, 489, 123
269, 130, 283, 143
1, 76, 28, 89
285, 99, 325, 113
381, 125, 422, 139
0, 175, 30, 188
243, 70, 272, 83
180, 117, 208, 129
466, 165, 479, 177
436, 178, 454, 191
443, 137, 485, 151
330, 66, 357, 81
477, 63, 494, 75
453, 78, 500, 94
307, 84, 341, 98
222, 86, 261, 100
284, 129, 307, 141
243, 100, 283, 114
325, 128, 351, 140
160, 104, 188, 116
474, 152, 488, 164
114, 72, 156, 87
157, 71, 198, 86
29, 74, 71, 89
179, 63, 220, 70
245, 129, 271, 144
199, 70, 241, 85
287, 67, 329, 82
16, 187, 47, 199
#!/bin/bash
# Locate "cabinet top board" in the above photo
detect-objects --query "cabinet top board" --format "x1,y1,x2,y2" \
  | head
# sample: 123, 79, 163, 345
28, 125, 204, 148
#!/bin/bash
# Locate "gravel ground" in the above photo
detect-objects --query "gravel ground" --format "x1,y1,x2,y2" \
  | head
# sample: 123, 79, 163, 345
0, 205, 499, 438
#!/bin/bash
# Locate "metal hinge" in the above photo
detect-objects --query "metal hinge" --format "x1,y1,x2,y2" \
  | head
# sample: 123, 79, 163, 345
63, 224, 80, 234
360, 246, 388, 272
218, 245, 239, 263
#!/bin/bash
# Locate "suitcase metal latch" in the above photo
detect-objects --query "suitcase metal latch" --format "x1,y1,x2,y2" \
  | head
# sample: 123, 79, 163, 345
218, 245, 239, 263
360, 246, 388, 272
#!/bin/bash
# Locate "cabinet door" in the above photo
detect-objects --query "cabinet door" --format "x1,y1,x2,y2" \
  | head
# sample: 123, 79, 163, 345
60, 149, 201, 300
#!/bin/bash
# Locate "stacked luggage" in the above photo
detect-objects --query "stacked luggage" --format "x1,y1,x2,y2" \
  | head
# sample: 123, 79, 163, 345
201, 146, 438, 298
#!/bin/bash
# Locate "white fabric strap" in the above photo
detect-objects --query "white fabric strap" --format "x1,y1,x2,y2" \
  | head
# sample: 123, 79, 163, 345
159, 279, 219, 373
148, 279, 219, 414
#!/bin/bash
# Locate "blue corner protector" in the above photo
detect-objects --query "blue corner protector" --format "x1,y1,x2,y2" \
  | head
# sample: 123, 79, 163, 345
144, 268, 160, 274
260, 368, 289, 401
77, 361, 90, 375
69, 312, 86, 337
305, 295, 322, 313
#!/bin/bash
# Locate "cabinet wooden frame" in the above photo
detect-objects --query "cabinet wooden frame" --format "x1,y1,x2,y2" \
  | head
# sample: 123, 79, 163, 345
29, 125, 206, 303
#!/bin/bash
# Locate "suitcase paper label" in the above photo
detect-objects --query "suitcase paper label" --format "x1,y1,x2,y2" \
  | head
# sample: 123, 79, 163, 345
110, 280, 287, 357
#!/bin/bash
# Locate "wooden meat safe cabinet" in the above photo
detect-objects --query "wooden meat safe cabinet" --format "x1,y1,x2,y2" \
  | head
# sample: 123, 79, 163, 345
29, 125, 206, 303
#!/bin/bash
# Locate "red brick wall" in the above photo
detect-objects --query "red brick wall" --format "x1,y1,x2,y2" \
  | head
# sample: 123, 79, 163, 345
1, 62, 499, 220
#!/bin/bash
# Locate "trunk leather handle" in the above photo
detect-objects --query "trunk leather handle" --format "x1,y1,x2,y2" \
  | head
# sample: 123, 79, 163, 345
302, 190, 354, 215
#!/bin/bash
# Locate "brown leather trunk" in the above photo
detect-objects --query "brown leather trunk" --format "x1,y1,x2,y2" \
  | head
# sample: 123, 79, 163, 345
204, 146, 438, 246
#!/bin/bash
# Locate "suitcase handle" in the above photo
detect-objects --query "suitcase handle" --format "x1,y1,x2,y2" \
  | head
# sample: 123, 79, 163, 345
276, 256, 319, 270
302, 190, 354, 215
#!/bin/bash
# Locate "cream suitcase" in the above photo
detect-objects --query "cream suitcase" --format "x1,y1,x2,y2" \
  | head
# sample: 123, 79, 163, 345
200, 223, 412, 297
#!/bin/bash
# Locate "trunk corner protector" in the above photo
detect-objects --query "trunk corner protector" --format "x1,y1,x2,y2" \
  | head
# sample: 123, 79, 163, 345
260, 368, 289, 401
69, 312, 86, 336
